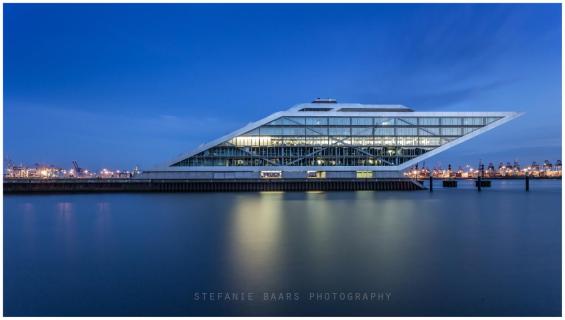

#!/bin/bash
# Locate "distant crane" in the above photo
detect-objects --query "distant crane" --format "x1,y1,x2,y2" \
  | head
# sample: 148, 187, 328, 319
4, 157, 13, 170
72, 161, 84, 177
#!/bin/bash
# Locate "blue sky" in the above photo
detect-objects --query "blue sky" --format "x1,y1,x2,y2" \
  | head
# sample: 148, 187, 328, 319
4, 4, 561, 170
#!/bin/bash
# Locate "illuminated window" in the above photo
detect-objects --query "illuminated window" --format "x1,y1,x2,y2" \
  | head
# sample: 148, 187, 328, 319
356, 171, 373, 178
307, 171, 326, 178
351, 137, 374, 145
260, 171, 282, 179
397, 137, 418, 146
419, 137, 441, 146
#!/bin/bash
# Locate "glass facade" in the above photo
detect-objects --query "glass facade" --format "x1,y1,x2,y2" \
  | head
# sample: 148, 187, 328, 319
171, 116, 502, 167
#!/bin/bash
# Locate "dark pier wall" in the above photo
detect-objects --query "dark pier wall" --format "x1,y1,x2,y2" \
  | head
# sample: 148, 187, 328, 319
4, 179, 424, 194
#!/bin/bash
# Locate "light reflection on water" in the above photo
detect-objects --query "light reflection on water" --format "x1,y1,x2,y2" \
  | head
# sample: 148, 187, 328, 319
94, 202, 113, 258
4, 182, 562, 316
56, 202, 77, 259
228, 192, 285, 290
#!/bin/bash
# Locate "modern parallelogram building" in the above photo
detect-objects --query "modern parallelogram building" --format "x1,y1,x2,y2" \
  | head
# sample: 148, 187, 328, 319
141, 99, 521, 180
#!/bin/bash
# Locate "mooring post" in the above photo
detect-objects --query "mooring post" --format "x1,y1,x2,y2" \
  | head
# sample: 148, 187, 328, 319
525, 173, 530, 192
477, 176, 482, 192
429, 175, 433, 192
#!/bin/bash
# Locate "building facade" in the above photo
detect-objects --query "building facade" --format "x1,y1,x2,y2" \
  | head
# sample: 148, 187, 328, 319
141, 99, 521, 179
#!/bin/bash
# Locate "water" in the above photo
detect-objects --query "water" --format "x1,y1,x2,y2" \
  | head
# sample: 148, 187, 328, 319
4, 180, 561, 316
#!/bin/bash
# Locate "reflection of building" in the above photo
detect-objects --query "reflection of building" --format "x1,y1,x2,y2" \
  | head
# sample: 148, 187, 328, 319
141, 99, 521, 179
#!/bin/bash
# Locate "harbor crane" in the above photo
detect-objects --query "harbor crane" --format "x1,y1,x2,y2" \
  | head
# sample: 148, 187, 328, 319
72, 161, 84, 177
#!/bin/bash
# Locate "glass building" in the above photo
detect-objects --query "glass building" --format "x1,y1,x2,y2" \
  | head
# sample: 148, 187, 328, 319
142, 99, 521, 179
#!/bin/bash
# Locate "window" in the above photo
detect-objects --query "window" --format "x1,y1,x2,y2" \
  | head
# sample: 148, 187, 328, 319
306, 117, 328, 125
329, 127, 350, 136
231, 136, 272, 146
330, 136, 352, 145
271, 137, 285, 146
397, 137, 418, 146
260, 127, 283, 135
284, 117, 306, 125
397, 117, 417, 125
352, 127, 373, 136
375, 118, 395, 126
375, 128, 395, 136
261, 171, 282, 179
283, 137, 305, 145
305, 137, 329, 145
282, 127, 305, 135
441, 137, 456, 144
356, 171, 373, 178
382, 137, 396, 145
299, 107, 332, 112
463, 127, 478, 135
419, 137, 441, 146
486, 117, 501, 124
351, 137, 373, 145
418, 128, 440, 136
267, 118, 285, 125
396, 128, 417, 136
241, 128, 260, 136
329, 117, 351, 125
307, 171, 326, 178
463, 117, 484, 126
441, 118, 462, 126
441, 127, 462, 136
419, 117, 440, 125
306, 127, 328, 135
351, 117, 373, 125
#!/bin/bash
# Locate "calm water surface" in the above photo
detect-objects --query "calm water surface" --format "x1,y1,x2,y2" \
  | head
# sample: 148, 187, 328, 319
4, 180, 561, 316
